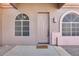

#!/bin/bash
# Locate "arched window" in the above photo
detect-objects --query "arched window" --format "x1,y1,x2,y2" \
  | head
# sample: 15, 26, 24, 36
15, 13, 29, 36
62, 12, 79, 36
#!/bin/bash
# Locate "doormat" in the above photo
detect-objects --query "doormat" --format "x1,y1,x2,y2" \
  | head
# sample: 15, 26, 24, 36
36, 44, 48, 49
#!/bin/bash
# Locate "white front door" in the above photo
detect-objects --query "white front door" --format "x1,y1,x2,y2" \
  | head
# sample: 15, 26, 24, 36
37, 12, 49, 43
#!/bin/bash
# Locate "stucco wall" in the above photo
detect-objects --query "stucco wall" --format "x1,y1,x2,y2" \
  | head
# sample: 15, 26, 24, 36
52, 7, 79, 45
2, 4, 58, 45
2, 3, 79, 45
0, 8, 2, 46
3, 3, 79, 45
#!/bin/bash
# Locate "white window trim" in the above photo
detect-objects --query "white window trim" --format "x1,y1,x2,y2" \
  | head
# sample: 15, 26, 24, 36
60, 10, 79, 37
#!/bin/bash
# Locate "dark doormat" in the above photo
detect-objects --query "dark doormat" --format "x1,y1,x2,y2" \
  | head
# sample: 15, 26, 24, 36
36, 44, 48, 49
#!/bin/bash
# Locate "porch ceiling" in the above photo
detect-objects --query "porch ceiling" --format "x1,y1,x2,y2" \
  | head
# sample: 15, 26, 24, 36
61, 3, 79, 8
3, 3, 79, 9
10, 3, 65, 9
10, 3, 18, 9
0, 3, 18, 9
56, 3, 65, 9
0, 3, 12, 8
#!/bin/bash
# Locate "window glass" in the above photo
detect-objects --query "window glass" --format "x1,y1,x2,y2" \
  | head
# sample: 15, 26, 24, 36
15, 13, 29, 36
62, 12, 79, 36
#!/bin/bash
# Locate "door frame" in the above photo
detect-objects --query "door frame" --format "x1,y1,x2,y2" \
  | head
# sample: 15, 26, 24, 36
37, 12, 50, 44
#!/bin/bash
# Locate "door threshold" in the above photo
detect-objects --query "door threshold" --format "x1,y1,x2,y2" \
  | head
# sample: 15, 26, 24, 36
38, 42, 49, 44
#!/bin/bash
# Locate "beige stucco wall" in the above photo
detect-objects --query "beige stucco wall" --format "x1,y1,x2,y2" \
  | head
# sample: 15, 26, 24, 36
2, 4, 58, 45
51, 6, 79, 45
0, 8, 2, 45
2, 3, 79, 45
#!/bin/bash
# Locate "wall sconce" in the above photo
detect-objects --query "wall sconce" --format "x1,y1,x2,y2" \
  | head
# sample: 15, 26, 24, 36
53, 17, 56, 23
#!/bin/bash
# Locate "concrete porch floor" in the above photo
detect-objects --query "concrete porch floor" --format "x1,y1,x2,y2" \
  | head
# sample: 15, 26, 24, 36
0, 45, 71, 56
61, 46, 79, 56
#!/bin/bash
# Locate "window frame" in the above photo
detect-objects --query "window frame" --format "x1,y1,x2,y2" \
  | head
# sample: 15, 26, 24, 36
15, 13, 30, 36
60, 11, 79, 36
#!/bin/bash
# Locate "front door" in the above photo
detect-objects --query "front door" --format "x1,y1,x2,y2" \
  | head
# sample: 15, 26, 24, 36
37, 12, 49, 44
